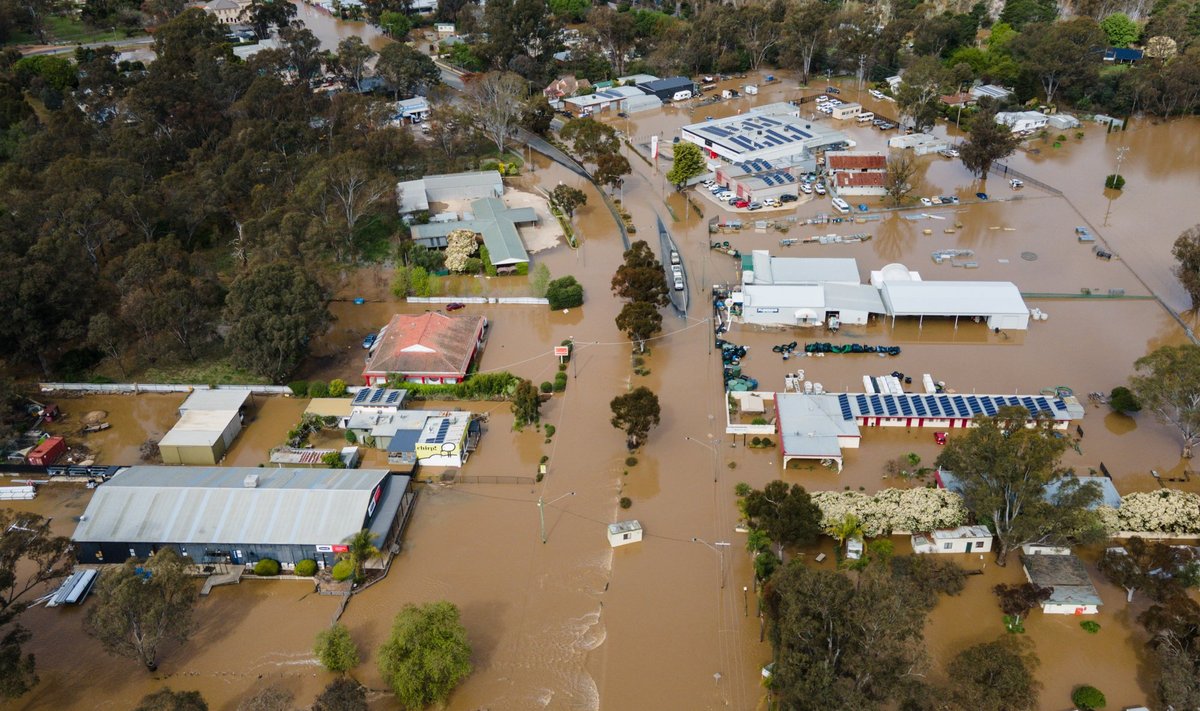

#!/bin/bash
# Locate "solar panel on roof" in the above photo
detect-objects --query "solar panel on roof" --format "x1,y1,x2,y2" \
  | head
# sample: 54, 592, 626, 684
761, 160, 772, 169
370, 389, 384, 403
939, 396, 952, 415
885, 397, 898, 416
1036, 397, 1051, 411
952, 396, 966, 416
982, 398, 997, 415
353, 390, 368, 404
386, 391, 400, 404
900, 398, 913, 416
913, 398, 927, 417
856, 395, 868, 412
869, 394, 882, 413
785, 174, 795, 182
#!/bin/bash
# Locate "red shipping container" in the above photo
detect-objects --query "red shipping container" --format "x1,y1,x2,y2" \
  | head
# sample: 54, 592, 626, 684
28, 436, 66, 466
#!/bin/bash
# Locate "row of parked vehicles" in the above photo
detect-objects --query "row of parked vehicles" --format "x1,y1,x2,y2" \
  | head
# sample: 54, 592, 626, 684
702, 179, 798, 210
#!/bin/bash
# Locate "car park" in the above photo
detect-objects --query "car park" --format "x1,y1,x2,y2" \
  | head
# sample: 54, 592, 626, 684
780, 193, 798, 203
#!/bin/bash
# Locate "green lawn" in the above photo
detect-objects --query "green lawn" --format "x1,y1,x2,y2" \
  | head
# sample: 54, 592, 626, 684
139, 358, 271, 386
5, 16, 144, 47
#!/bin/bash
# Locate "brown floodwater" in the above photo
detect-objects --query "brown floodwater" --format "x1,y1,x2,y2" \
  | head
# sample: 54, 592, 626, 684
12, 70, 1200, 711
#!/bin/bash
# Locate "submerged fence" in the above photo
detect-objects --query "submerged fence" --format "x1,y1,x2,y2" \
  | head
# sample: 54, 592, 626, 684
406, 296, 549, 305
39, 383, 293, 395
989, 163, 1062, 196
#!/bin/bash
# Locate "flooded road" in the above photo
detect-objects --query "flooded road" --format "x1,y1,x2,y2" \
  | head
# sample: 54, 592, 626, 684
11, 69, 1200, 711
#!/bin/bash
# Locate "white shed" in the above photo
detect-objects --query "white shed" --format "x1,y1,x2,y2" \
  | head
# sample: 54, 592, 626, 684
607, 520, 643, 547
880, 280, 1030, 331
995, 111, 1049, 133
912, 525, 993, 554
832, 102, 861, 120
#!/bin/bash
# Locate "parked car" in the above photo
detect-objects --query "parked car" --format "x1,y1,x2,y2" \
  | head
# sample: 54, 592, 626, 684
719, 192, 735, 202
780, 193, 798, 203
748, 201, 763, 210
941, 196, 960, 204
920, 197, 933, 207
826, 86, 840, 94
762, 198, 780, 208
869, 89, 885, 99
1009, 178, 1024, 189
941, 148, 960, 158
814, 182, 826, 195
362, 333, 378, 349
934, 431, 948, 445
617, 112, 628, 118
799, 183, 813, 195
733, 199, 749, 208
446, 302, 466, 311
816, 95, 828, 102
703, 179, 716, 187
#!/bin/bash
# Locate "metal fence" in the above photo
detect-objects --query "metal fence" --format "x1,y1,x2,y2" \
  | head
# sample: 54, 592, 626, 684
441, 474, 537, 485
407, 297, 549, 305
39, 383, 294, 395
988, 163, 1062, 195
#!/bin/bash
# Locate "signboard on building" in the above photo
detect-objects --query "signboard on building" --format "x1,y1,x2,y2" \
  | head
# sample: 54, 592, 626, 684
315, 545, 334, 552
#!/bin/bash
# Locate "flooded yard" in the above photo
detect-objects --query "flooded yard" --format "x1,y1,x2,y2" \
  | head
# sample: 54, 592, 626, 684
10, 66, 1200, 710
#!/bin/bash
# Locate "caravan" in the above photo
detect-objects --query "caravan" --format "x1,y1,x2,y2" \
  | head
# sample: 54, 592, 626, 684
672, 90, 693, 102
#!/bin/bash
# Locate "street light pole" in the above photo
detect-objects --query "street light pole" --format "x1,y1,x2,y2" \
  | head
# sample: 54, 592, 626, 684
538, 491, 575, 544
684, 435, 720, 482
692, 537, 732, 588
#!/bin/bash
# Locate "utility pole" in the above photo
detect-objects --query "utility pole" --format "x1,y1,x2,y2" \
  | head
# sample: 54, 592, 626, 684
538, 491, 575, 544
692, 538, 732, 588
684, 436, 720, 482
1103, 145, 1130, 227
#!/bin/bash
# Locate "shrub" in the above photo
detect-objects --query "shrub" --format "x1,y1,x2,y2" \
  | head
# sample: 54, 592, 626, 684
553, 372, 567, 392
761, 437, 774, 447
751, 437, 763, 446
515, 262, 529, 275
345, 429, 357, 444
254, 559, 281, 576
314, 623, 360, 674
1105, 174, 1125, 190
329, 379, 347, 397
309, 381, 329, 398
1109, 386, 1141, 413
295, 559, 318, 577
321, 451, 342, 467
331, 559, 354, 581
544, 425, 556, 437
289, 381, 309, 397
751, 417, 768, 425
546, 276, 584, 309
558, 363, 568, 371
619, 497, 632, 509
625, 456, 638, 466
1072, 685, 1106, 710
539, 455, 549, 464
734, 482, 751, 497
1080, 620, 1101, 634
540, 381, 553, 393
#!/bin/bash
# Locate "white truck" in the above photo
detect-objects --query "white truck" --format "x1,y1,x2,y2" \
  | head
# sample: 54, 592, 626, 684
744, 84, 759, 96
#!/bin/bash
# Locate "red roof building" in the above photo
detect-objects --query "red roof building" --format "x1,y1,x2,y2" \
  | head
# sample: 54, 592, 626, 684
363, 313, 487, 386
826, 151, 888, 196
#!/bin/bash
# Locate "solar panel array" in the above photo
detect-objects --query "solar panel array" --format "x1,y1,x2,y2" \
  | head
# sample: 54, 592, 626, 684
352, 387, 405, 407
428, 419, 452, 443
834, 393, 1065, 422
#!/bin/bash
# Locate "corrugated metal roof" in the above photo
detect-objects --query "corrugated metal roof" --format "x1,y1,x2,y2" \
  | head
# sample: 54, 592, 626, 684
881, 281, 1028, 317
159, 410, 237, 448
180, 389, 251, 412
776, 393, 860, 458
72, 467, 396, 546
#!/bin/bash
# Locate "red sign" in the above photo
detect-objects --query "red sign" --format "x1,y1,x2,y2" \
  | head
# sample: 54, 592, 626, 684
554, 346, 570, 357
331, 545, 349, 554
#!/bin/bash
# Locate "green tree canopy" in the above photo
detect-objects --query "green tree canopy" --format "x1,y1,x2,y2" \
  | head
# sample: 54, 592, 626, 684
314, 623, 360, 674
546, 275, 584, 309
511, 378, 541, 429
550, 184, 587, 218
1171, 224, 1200, 309
313, 677, 368, 711
224, 262, 330, 383
1100, 12, 1139, 47
340, 529, 379, 583
742, 481, 823, 558
1139, 595, 1200, 708
615, 300, 662, 353
934, 406, 1104, 565
377, 601, 473, 711
610, 386, 661, 450
960, 108, 1021, 179
1099, 536, 1198, 603
945, 637, 1040, 711
84, 549, 198, 671
1130, 344, 1200, 456
665, 142, 707, 187
611, 240, 668, 307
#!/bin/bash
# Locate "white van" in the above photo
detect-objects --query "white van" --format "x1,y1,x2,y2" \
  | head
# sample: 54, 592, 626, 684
857, 112, 875, 123
744, 84, 759, 95
672, 90, 693, 102
831, 197, 851, 213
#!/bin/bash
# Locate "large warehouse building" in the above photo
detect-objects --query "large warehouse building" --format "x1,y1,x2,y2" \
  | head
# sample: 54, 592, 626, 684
880, 280, 1030, 331
158, 389, 251, 465
680, 104, 851, 166
72, 466, 415, 571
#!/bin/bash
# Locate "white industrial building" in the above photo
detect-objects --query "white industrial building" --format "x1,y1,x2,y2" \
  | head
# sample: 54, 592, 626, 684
158, 390, 251, 466
888, 133, 949, 155
680, 104, 852, 166
880, 280, 1030, 331
775, 393, 860, 471
995, 111, 1049, 133
563, 85, 645, 116
737, 252, 884, 327
831, 102, 862, 120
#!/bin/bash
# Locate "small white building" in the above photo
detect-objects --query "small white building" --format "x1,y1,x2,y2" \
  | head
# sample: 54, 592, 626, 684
912, 526, 993, 555
1047, 113, 1081, 130
608, 520, 643, 547
1021, 552, 1102, 615
970, 84, 1013, 102
395, 97, 430, 123
885, 76, 903, 93
888, 133, 949, 156
831, 102, 862, 120
434, 22, 455, 37
995, 111, 1049, 133
880, 280, 1030, 331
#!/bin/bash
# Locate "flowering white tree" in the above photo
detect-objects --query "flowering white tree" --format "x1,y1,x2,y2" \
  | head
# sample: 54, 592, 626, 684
443, 229, 478, 273
1116, 490, 1200, 534
811, 488, 967, 537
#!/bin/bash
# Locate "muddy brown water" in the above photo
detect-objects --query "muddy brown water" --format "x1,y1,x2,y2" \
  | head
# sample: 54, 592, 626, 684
11, 70, 1200, 710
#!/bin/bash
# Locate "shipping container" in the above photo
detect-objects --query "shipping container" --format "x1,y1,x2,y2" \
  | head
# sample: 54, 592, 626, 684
28, 436, 66, 466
